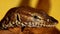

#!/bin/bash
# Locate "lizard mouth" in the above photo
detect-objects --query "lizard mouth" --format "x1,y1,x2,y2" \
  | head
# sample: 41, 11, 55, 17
1, 20, 57, 29
2, 19, 57, 29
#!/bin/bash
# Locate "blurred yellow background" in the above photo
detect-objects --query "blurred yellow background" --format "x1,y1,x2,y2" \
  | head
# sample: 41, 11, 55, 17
0, 0, 60, 30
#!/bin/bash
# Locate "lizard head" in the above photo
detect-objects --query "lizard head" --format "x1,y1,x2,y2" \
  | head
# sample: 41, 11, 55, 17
0, 6, 58, 30
15, 6, 58, 27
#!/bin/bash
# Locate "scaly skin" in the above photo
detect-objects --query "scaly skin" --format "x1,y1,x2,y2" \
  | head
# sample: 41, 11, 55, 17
0, 6, 59, 34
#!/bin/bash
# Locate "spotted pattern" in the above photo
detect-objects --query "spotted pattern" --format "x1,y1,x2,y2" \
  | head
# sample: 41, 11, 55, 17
0, 6, 58, 30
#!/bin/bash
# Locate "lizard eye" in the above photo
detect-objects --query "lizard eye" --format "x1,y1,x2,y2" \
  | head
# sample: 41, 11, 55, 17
33, 16, 39, 19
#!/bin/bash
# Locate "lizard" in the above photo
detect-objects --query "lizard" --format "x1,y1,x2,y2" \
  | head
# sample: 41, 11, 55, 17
0, 0, 60, 34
